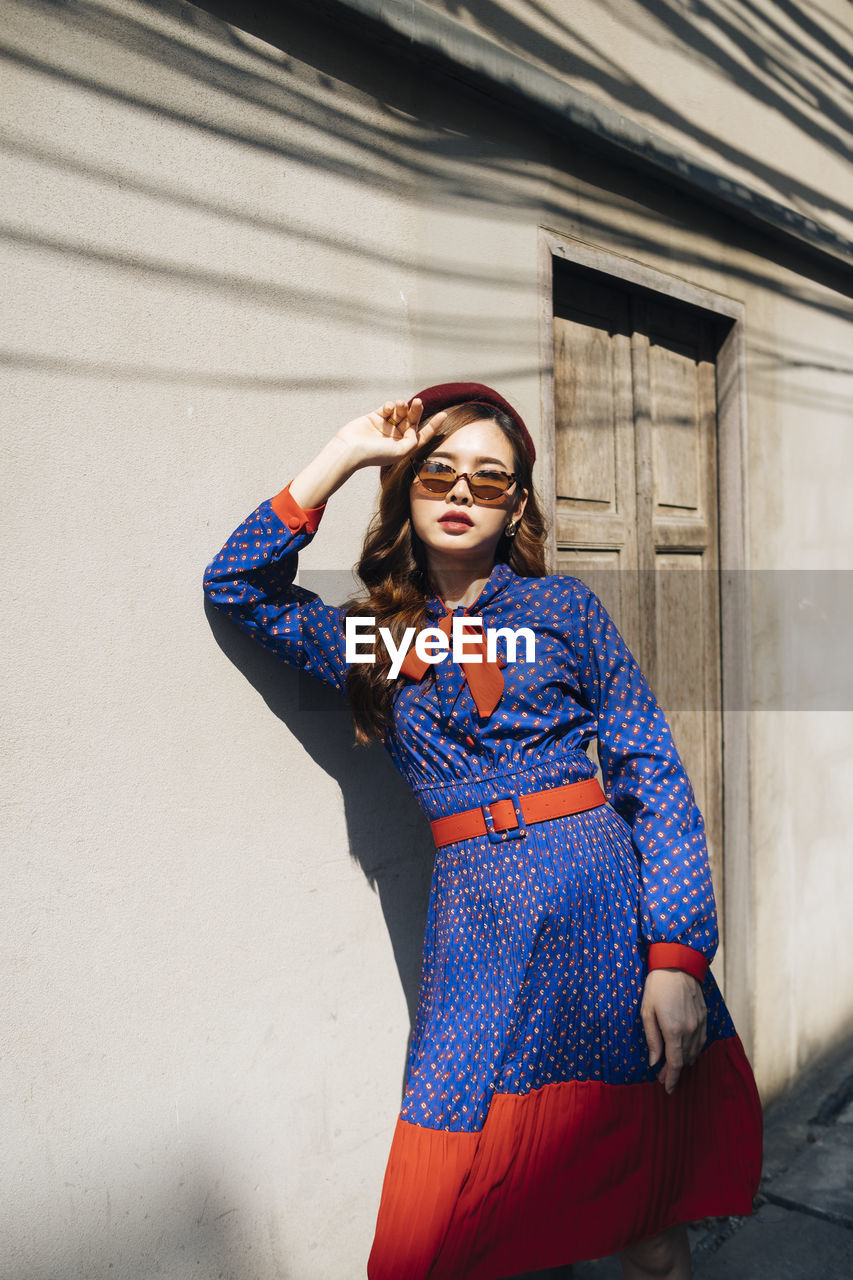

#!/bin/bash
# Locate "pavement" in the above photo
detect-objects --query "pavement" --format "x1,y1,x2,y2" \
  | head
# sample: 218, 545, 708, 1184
686, 1030, 853, 1280
519, 1031, 853, 1279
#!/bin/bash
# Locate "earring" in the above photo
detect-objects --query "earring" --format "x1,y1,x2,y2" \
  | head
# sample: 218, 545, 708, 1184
505, 520, 519, 538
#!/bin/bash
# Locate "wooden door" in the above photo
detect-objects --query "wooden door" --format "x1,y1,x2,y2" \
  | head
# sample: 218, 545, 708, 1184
553, 267, 725, 965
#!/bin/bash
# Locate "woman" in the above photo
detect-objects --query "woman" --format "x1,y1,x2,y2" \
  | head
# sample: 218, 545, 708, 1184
203, 383, 763, 1280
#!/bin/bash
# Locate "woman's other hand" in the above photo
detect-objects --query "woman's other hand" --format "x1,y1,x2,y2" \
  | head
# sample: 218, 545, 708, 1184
641, 968, 708, 1094
334, 398, 447, 470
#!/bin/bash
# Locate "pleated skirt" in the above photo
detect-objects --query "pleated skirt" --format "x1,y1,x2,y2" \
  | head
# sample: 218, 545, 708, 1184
367, 776, 763, 1280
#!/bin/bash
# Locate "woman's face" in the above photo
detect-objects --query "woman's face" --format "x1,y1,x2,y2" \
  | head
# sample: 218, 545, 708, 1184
409, 419, 528, 568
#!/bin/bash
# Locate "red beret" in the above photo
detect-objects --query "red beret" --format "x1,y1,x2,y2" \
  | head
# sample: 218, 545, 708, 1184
379, 382, 535, 484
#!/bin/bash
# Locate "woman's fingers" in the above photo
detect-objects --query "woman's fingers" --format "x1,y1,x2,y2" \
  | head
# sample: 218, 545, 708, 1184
386, 400, 449, 453
414, 407, 447, 449
379, 399, 420, 432
662, 1027, 685, 1093
689, 993, 708, 1064
681, 985, 705, 1067
666, 991, 707, 1087
378, 400, 409, 421
640, 1003, 664, 1072
362, 397, 450, 462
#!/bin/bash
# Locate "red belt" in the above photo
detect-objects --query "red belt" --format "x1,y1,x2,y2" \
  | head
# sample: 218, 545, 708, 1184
429, 777, 608, 848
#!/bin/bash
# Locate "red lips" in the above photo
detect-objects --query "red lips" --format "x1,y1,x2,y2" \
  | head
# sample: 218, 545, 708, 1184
439, 512, 473, 526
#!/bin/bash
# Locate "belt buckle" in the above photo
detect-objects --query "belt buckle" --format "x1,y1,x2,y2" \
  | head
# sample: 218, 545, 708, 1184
481, 792, 527, 844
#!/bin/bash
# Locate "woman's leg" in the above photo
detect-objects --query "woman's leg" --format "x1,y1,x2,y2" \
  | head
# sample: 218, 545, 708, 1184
617, 1222, 692, 1280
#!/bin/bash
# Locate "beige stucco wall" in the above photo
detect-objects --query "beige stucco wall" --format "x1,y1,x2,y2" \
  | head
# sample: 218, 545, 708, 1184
3, 1, 852, 1276
420, 0, 853, 245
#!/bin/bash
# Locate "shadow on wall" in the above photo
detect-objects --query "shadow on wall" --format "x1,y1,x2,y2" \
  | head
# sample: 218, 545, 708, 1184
1, 0, 850, 402
413, 0, 852, 229
204, 595, 436, 1091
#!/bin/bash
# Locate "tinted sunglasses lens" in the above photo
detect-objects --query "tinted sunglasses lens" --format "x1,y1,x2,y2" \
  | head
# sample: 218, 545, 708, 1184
470, 474, 511, 499
414, 464, 512, 499
417, 469, 454, 493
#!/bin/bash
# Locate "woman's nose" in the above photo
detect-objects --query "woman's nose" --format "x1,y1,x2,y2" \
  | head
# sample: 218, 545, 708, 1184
448, 474, 474, 502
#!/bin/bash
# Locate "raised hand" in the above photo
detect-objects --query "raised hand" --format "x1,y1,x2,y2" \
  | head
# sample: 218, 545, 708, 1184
334, 398, 447, 471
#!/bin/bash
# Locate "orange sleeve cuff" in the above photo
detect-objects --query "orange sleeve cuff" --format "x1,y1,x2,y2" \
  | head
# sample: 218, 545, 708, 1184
647, 942, 709, 984
270, 481, 327, 535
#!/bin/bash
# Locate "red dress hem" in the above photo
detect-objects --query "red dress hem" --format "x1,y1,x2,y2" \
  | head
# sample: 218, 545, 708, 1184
367, 1031, 762, 1280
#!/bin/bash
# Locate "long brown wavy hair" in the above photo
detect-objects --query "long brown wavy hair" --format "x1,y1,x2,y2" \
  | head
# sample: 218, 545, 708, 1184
340, 402, 549, 745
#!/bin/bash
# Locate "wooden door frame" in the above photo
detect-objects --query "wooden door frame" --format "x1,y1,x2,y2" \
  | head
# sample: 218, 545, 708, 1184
537, 228, 755, 1055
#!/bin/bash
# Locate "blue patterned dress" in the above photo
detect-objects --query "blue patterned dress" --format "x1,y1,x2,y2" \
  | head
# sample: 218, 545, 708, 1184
204, 483, 763, 1280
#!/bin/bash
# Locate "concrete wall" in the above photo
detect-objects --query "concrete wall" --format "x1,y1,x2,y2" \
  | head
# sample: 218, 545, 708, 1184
2, 1, 851, 1276
419, 0, 853, 245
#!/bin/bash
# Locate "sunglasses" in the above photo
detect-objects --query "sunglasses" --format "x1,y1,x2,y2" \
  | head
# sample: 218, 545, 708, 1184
411, 459, 518, 502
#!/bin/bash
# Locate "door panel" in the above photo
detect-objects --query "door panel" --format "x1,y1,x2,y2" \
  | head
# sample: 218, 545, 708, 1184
553, 266, 725, 962
553, 275, 640, 656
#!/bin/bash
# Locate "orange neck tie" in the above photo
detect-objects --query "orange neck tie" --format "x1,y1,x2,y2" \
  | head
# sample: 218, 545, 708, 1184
397, 612, 506, 718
